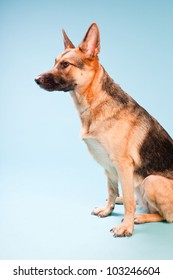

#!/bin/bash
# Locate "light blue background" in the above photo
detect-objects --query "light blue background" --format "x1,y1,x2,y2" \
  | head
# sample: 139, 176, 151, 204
0, 0, 173, 259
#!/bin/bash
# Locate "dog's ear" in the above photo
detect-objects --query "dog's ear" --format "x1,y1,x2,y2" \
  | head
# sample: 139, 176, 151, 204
62, 29, 75, 49
78, 23, 100, 57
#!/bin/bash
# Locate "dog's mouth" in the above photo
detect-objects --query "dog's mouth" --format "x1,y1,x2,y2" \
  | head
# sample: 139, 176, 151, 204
35, 74, 76, 92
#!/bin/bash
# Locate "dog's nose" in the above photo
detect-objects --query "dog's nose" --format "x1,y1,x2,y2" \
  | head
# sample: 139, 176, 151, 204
35, 76, 42, 85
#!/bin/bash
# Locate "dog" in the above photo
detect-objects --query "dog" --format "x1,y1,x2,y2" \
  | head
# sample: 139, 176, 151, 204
35, 23, 173, 237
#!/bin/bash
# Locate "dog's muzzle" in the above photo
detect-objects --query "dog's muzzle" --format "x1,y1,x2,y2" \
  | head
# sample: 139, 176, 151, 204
35, 73, 76, 92
35, 73, 59, 91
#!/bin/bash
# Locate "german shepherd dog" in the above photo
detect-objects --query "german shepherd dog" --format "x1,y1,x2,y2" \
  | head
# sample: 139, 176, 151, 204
35, 23, 173, 237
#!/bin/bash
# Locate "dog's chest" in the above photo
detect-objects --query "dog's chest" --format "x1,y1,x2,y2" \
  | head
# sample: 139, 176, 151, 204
83, 137, 115, 172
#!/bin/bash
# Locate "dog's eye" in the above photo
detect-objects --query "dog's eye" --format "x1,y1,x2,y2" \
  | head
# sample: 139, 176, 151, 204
61, 61, 70, 68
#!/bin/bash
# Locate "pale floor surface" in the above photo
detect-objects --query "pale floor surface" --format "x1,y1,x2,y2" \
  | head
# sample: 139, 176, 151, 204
0, 166, 173, 260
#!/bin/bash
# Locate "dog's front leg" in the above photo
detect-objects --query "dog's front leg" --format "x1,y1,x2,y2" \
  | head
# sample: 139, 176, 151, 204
92, 171, 119, 217
111, 160, 136, 237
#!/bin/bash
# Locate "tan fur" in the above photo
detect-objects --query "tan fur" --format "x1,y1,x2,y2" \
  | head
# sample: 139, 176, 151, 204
35, 23, 173, 237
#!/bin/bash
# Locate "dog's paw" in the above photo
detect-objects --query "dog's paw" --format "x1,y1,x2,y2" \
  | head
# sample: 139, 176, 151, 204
91, 206, 114, 217
115, 196, 123, 204
110, 224, 133, 237
134, 214, 145, 224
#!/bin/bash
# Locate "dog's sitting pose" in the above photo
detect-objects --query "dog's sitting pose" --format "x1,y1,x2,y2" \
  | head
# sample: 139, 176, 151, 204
35, 23, 173, 237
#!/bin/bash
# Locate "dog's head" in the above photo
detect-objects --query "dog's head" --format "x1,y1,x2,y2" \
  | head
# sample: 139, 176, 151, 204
35, 23, 100, 93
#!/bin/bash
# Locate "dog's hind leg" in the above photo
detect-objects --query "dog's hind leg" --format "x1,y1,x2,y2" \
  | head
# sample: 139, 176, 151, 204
135, 175, 173, 224
134, 213, 164, 224
92, 172, 119, 217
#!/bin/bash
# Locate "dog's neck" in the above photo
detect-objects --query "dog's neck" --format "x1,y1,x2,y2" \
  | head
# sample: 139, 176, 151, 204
70, 64, 106, 114
70, 63, 134, 135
